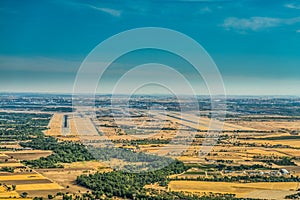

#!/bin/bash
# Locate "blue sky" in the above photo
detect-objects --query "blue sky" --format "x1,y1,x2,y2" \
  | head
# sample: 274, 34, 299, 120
0, 0, 300, 95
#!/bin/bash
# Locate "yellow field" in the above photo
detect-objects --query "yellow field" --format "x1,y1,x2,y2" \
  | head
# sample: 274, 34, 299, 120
0, 191, 20, 198
244, 148, 288, 157
16, 183, 63, 191
273, 148, 300, 157
247, 139, 300, 148
0, 186, 5, 192
0, 186, 21, 198
0, 174, 45, 181
168, 181, 299, 199
36, 169, 88, 195
231, 120, 300, 132
63, 161, 110, 171
0, 154, 65, 198
0, 162, 24, 167
4, 150, 52, 161
176, 156, 202, 162
0, 199, 31, 200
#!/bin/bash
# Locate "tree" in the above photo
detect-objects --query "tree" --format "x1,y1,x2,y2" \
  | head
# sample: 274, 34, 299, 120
21, 192, 28, 198
12, 185, 16, 190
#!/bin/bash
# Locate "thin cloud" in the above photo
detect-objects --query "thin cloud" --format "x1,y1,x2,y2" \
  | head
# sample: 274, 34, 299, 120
285, 3, 300, 9
62, 1, 121, 17
223, 16, 300, 31
88, 5, 121, 17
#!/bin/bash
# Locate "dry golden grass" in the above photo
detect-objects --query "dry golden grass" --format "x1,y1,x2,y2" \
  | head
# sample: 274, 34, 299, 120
232, 120, 300, 131
5, 150, 52, 161
0, 191, 20, 198
168, 181, 299, 198
247, 139, 300, 148
176, 156, 202, 163
92, 110, 256, 142
15, 183, 63, 191
36, 169, 90, 194
0, 199, 31, 200
0, 163, 24, 167
0, 156, 65, 196
0, 186, 24, 199
261, 121, 300, 130
63, 161, 110, 171
244, 148, 287, 157
0, 174, 45, 181
0, 186, 6, 192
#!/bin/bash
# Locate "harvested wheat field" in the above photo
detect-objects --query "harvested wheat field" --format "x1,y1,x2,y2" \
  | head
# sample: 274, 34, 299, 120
245, 148, 288, 157
0, 186, 32, 199
63, 161, 111, 171
0, 174, 45, 181
168, 181, 299, 199
0, 162, 24, 168
0, 190, 20, 198
16, 183, 63, 191
36, 169, 90, 194
246, 139, 300, 148
232, 120, 300, 132
5, 150, 52, 161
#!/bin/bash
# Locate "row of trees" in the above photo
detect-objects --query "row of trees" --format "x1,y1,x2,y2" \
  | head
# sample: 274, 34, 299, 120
114, 138, 171, 145
285, 192, 300, 199
253, 155, 296, 166
215, 164, 273, 171
171, 175, 300, 183
35, 192, 249, 200
0, 167, 14, 173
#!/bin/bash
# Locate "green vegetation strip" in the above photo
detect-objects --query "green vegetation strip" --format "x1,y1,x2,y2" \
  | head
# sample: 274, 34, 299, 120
20, 136, 94, 168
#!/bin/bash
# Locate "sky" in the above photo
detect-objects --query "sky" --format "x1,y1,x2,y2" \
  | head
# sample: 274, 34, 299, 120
0, 0, 300, 95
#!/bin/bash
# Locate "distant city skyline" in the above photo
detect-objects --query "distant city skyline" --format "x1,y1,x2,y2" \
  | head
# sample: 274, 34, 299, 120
0, 0, 300, 95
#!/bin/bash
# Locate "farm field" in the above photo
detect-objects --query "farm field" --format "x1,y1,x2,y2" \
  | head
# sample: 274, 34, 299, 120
243, 139, 300, 148
231, 120, 300, 131
16, 183, 63, 191
0, 151, 65, 198
4, 150, 53, 161
168, 181, 299, 199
